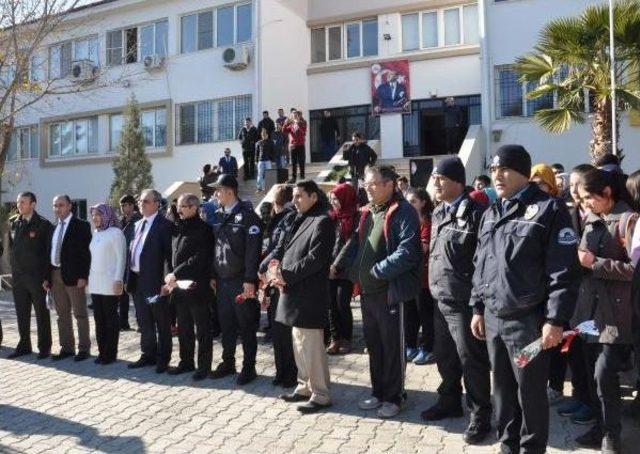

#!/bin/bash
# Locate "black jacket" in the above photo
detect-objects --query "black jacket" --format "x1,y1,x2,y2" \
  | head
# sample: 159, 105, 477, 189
261, 205, 296, 266
343, 142, 377, 178
218, 156, 239, 177
126, 214, 174, 297
470, 183, 580, 324
48, 216, 92, 286
238, 126, 259, 151
270, 203, 335, 329
172, 216, 214, 297
257, 117, 275, 137
255, 139, 275, 162
212, 200, 263, 283
429, 193, 485, 304
10, 211, 54, 282
120, 212, 142, 245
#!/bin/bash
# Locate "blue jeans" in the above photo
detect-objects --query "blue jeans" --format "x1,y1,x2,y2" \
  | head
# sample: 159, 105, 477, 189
257, 160, 272, 190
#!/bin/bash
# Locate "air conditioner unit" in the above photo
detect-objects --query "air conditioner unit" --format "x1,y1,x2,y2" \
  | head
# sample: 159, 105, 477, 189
71, 60, 97, 82
143, 54, 165, 71
223, 45, 251, 71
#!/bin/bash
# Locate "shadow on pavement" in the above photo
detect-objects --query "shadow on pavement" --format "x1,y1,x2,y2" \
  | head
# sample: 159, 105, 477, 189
0, 404, 146, 453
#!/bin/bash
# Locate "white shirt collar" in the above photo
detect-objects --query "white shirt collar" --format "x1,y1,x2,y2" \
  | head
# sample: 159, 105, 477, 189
224, 201, 239, 214
142, 211, 158, 225
58, 212, 73, 225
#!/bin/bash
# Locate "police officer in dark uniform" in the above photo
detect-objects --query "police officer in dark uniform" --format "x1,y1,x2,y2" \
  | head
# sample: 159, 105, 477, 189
210, 174, 263, 384
421, 157, 492, 444
470, 145, 580, 454
8, 192, 54, 359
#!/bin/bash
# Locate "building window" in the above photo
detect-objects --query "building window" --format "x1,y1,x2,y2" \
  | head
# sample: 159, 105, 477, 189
401, 4, 478, 51
49, 36, 98, 79
6, 126, 39, 161
71, 199, 87, 220
48, 117, 98, 157
30, 54, 46, 82
176, 95, 252, 145
311, 19, 378, 64
181, 3, 252, 54
110, 114, 123, 152
495, 65, 558, 119
106, 19, 168, 66
141, 108, 167, 148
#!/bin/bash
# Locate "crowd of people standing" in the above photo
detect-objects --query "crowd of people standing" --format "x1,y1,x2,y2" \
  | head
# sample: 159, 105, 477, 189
3, 141, 640, 454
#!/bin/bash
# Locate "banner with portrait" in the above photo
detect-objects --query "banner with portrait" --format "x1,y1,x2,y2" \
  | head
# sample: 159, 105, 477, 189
371, 60, 411, 115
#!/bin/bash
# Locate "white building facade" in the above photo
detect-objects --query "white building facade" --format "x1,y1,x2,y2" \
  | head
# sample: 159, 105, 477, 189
3, 0, 639, 216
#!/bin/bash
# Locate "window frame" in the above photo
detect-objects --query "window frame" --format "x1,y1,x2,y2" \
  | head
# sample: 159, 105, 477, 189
310, 18, 379, 64
106, 18, 169, 66
179, 2, 253, 55
6, 125, 39, 162
48, 35, 99, 79
400, 3, 478, 52
48, 117, 99, 158
175, 95, 252, 145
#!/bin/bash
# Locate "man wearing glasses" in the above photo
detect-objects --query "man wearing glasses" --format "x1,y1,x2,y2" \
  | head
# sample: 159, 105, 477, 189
126, 189, 174, 373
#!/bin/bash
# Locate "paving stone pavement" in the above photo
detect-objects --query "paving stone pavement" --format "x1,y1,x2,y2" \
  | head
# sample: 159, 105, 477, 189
1, 296, 639, 454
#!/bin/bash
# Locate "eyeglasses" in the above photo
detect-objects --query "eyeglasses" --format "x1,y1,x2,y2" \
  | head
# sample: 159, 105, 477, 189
138, 199, 153, 205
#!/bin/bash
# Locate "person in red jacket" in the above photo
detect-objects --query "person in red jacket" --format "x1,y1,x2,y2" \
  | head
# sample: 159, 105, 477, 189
282, 109, 307, 182
404, 187, 436, 365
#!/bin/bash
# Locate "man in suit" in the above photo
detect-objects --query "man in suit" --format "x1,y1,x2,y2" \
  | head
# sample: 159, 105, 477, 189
266, 180, 335, 414
8, 192, 53, 359
44, 195, 92, 361
218, 148, 238, 178
238, 118, 259, 180
126, 189, 174, 373
165, 193, 215, 381
375, 71, 407, 111
210, 174, 263, 385
118, 194, 142, 331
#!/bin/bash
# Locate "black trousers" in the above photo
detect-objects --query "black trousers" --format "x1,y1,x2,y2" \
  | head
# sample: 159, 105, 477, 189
433, 300, 492, 420
242, 148, 256, 179
12, 275, 52, 353
91, 294, 119, 362
361, 292, 405, 405
218, 278, 260, 368
585, 343, 629, 439
328, 279, 353, 341
269, 288, 297, 383
208, 288, 220, 337
118, 292, 131, 329
174, 289, 213, 372
290, 145, 305, 180
485, 309, 549, 454
404, 288, 435, 351
133, 291, 172, 366
567, 336, 590, 404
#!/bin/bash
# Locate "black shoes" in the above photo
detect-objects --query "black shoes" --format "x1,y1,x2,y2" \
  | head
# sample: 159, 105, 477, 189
156, 363, 168, 374
74, 351, 90, 362
297, 401, 331, 414
128, 357, 156, 369
280, 392, 309, 403
37, 351, 50, 360
210, 362, 236, 379
420, 403, 464, 421
168, 363, 196, 375
575, 426, 603, 450
7, 349, 32, 359
94, 357, 103, 364
236, 367, 257, 385
272, 377, 297, 388
463, 419, 492, 445
192, 370, 209, 381
52, 350, 74, 361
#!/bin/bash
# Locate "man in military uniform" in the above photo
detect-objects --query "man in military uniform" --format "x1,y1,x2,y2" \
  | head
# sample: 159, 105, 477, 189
210, 174, 263, 384
470, 145, 580, 454
8, 192, 54, 359
421, 157, 492, 444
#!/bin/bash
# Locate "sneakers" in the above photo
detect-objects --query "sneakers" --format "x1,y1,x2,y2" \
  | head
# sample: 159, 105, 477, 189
377, 402, 401, 419
547, 387, 564, 406
570, 404, 595, 425
413, 349, 436, 365
406, 347, 419, 361
359, 397, 382, 410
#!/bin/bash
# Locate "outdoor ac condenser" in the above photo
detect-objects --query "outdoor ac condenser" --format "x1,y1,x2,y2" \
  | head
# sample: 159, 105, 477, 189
223, 45, 251, 71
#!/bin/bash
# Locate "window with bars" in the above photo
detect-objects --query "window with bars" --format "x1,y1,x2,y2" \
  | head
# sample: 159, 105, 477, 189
495, 65, 564, 119
176, 95, 252, 145
181, 2, 253, 54
6, 126, 39, 161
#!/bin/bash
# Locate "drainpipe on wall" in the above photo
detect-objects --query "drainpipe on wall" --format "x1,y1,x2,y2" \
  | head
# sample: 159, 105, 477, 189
478, 0, 492, 168
254, 0, 262, 124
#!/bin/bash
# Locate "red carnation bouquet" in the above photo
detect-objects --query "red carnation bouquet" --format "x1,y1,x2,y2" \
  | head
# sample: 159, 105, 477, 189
514, 320, 599, 368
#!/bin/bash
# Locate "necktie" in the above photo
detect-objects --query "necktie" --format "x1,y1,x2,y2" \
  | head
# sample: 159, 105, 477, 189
130, 220, 147, 269
54, 220, 65, 266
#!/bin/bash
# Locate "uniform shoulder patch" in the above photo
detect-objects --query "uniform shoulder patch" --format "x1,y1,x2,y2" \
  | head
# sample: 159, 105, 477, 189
524, 204, 539, 220
557, 227, 578, 245
248, 225, 260, 235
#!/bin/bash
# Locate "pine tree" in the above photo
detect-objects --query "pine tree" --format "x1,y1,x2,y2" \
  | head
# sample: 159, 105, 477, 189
109, 96, 154, 205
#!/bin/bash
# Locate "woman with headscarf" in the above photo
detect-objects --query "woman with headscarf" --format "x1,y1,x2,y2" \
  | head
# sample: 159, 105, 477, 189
88, 204, 127, 365
530, 163, 559, 196
327, 183, 359, 355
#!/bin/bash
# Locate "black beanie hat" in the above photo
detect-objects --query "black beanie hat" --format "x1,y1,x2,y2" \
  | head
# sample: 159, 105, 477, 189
432, 156, 465, 185
491, 144, 532, 178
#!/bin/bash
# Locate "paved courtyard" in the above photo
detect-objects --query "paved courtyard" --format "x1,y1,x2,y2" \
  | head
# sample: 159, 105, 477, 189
1, 296, 639, 454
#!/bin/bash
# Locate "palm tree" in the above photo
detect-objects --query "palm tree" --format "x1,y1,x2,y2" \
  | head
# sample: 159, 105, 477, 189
515, 0, 640, 162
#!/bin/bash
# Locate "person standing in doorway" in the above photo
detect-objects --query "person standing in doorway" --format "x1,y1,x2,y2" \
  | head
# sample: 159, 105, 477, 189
320, 110, 340, 162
